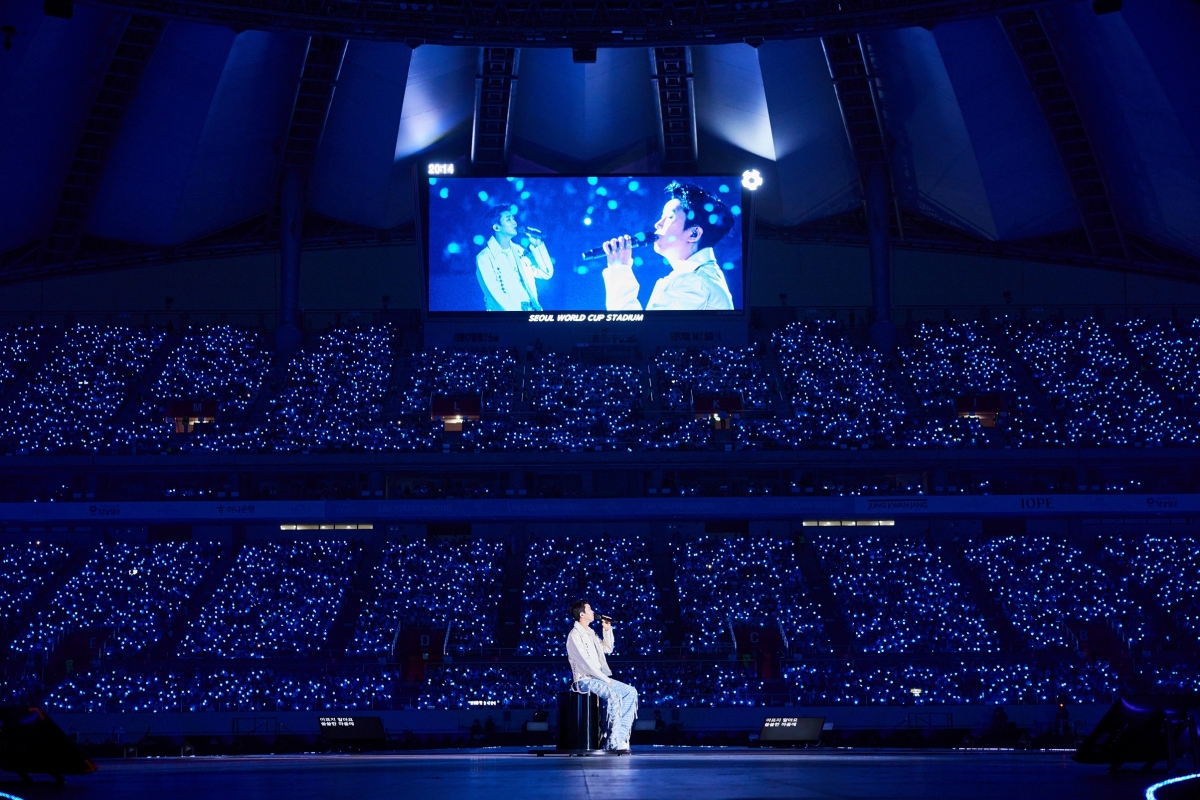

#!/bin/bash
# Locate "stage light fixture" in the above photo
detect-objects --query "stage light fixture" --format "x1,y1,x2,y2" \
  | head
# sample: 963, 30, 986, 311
741, 169, 763, 191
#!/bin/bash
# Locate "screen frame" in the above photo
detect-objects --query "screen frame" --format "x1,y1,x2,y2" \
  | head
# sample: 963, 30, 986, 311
421, 173, 750, 320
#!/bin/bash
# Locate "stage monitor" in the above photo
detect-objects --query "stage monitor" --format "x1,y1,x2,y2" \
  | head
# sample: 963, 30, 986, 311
759, 716, 825, 744
317, 716, 386, 741
425, 175, 746, 317
0, 706, 96, 781
1073, 694, 1199, 770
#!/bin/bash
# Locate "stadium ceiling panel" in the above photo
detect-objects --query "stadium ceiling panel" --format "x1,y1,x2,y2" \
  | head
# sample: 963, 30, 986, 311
507, 48, 661, 172
0, 3, 127, 253
85, 23, 308, 245
1043, 0, 1200, 261
868, 27, 998, 240
932, 16, 1077, 242
307, 40, 415, 228
757, 39, 860, 228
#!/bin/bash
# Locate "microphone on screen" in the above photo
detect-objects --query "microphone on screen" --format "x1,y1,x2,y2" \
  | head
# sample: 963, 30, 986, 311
520, 226, 546, 241
580, 231, 657, 261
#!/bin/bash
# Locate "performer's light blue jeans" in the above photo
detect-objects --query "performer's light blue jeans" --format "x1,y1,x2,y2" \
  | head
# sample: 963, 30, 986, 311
575, 677, 639, 749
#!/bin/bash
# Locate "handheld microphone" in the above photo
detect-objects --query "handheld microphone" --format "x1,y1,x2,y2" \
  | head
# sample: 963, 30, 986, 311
598, 614, 615, 625
521, 225, 546, 241
581, 231, 657, 261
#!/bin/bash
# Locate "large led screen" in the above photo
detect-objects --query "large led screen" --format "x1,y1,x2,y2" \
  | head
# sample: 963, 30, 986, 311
426, 176, 745, 314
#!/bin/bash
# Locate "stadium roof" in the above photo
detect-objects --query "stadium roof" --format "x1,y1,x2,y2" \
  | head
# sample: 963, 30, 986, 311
0, 0, 1197, 283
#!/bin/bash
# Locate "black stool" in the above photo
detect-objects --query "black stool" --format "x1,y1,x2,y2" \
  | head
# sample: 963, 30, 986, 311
557, 690, 602, 752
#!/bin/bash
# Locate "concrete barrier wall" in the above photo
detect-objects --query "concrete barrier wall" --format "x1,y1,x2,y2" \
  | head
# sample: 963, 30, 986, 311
48, 704, 1109, 742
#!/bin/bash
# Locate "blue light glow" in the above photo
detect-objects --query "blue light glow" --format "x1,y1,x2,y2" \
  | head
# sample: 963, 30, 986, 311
709, 214, 719, 225
719, 184, 729, 193
477, 191, 489, 202
1146, 773, 1200, 800
722, 262, 735, 271
607, 200, 618, 210
583, 217, 592, 226
704, 203, 714, 212
439, 187, 449, 199
446, 242, 461, 254
597, 187, 608, 196
587, 177, 599, 185
520, 191, 531, 200
473, 235, 485, 246
628, 181, 640, 191
731, 205, 741, 216
429, 178, 438, 185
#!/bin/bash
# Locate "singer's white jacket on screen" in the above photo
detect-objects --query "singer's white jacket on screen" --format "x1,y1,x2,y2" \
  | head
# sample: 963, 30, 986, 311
566, 621, 615, 685
602, 247, 733, 312
476, 236, 554, 311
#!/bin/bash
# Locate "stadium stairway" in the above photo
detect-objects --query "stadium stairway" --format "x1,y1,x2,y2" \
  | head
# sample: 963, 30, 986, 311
647, 530, 685, 649
244, 348, 285, 427
794, 540, 857, 654
494, 537, 528, 650
1, 543, 94, 655
1107, 324, 1189, 416
0, 326, 65, 412
157, 542, 243, 658
108, 329, 182, 435
986, 325, 1061, 421
933, 536, 1026, 652
325, 540, 376, 658
758, 348, 792, 417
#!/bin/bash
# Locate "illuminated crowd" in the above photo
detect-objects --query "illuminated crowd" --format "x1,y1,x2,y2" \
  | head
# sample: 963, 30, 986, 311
348, 538, 505, 657
177, 541, 357, 658
0, 542, 71, 636
0, 325, 165, 454
1, 318, 1199, 456
672, 535, 827, 651
11, 543, 217, 656
812, 534, 999, 653
964, 534, 1146, 649
0, 529, 1192, 711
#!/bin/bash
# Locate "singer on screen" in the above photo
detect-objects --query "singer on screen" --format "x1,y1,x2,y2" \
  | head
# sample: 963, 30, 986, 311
476, 206, 554, 311
601, 181, 735, 312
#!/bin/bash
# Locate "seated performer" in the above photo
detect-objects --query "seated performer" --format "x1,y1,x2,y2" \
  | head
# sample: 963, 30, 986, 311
565, 599, 638, 754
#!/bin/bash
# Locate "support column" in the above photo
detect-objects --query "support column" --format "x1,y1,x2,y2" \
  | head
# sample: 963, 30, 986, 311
276, 165, 304, 355
273, 35, 348, 357
864, 162, 894, 353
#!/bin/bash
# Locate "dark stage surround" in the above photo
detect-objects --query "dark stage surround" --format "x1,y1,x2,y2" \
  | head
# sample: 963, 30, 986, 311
9, 750, 1166, 800
426, 176, 746, 314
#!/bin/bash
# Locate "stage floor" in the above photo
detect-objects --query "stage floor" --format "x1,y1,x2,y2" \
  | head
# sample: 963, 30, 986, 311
0, 748, 1168, 800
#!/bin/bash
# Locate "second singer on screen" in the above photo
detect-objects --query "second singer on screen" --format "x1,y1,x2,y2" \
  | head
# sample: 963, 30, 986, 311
475, 206, 555, 311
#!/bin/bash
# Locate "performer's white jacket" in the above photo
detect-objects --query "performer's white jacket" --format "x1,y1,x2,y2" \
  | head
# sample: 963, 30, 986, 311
566, 621, 614, 685
602, 246, 733, 311
475, 236, 554, 311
